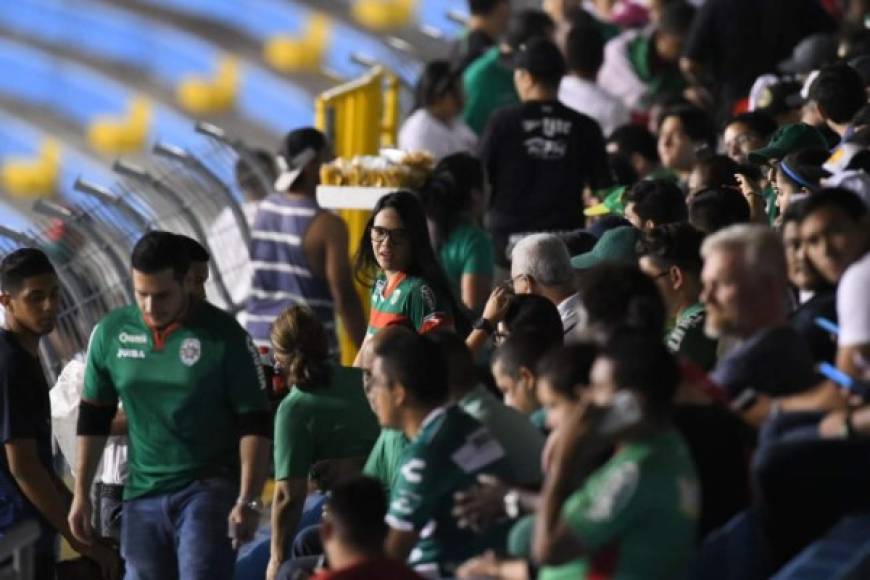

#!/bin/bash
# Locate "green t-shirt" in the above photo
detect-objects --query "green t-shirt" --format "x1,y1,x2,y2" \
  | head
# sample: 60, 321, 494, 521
274, 364, 380, 480
666, 303, 718, 372
439, 222, 494, 307
366, 273, 452, 337
540, 430, 699, 580
363, 428, 409, 492
83, 302, 269, 500
386, 405, 510, 577
462, 47, 519, 135
626, 34, 686, 109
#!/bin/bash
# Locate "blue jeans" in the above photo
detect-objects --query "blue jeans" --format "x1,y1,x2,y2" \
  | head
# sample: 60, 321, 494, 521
121, 478, 238, 580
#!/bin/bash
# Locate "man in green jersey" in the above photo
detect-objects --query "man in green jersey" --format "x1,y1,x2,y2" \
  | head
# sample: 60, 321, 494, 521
637, 223, 718, 371
68, 232, 271, 580
534, 333, 699, 580
368, 331, 509, 578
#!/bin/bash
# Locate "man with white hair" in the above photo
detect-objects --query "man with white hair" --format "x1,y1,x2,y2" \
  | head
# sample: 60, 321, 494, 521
700, 224, 817, 417
510, 233, 582, 337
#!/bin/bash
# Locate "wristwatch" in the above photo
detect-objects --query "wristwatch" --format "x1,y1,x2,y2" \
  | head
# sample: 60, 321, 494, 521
236, 497, 264, 514
503, 490, 521, 520
473, 317, 496, 335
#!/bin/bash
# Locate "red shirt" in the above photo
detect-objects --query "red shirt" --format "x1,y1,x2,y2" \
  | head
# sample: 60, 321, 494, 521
311, 558, 424, 580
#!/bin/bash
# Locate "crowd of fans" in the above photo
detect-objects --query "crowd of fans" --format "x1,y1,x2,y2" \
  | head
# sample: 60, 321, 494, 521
3, 0, 870, 579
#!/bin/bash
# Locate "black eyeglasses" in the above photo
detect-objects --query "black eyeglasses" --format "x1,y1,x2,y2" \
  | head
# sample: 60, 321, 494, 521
371, 226, 409, 244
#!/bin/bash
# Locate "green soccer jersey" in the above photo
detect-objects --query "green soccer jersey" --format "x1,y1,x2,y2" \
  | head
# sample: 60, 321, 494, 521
366, 273, 452, 337
666, 303, 718, 372
462, 47, 520, 135
274, 364, 380, 481
540, 430, 699, 580
83, 302, 269, 500
439, 222, 494, 307
386, 405, 510, 577
363, 428, 409, 492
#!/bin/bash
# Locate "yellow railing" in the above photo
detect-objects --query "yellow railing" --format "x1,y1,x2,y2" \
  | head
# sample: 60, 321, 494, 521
315, 66, 400, 364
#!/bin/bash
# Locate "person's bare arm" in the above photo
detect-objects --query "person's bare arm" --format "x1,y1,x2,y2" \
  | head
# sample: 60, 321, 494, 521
384, 528, 420, 562
6, 439, 79, 546
267, 477, 308, 578
109, 408, 127, 436
838, 344, 870, 381
466, 286, 511, 357
461, 273, 492, 314
314, 214, 366, 348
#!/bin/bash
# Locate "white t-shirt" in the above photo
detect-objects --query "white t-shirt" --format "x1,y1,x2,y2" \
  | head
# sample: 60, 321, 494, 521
398, 109, 478, 160
559, 76, 630, 137
838, 251, 870, 347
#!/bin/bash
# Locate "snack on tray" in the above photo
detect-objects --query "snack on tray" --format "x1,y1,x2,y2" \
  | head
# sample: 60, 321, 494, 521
319, 150, 434, 187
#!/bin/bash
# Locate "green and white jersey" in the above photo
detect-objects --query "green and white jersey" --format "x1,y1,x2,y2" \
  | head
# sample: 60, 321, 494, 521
83, 302, 268, 500
386, 405, 510, 578
666, 302, 718, 372
540, 430, 699, 580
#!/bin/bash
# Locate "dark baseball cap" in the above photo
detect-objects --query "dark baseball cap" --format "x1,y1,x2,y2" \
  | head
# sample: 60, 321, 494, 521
753, 80, 804, 117
778, 33, 838, 76
511, 37, 566, 79
747, 123, 829, 165
503, 9, 554, 54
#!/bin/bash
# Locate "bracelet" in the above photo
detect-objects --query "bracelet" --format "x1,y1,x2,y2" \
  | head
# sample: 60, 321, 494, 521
236, 497, 264, 513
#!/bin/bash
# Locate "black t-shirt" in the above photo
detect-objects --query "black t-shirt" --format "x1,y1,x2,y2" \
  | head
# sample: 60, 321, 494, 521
479, 100, 611, 236
710, 326, 818, 399
450, 29, 496, 74
790, 289, 838, 365
673, 404, 753, 537
0, 329, 53, 537
684, 0, 835, 116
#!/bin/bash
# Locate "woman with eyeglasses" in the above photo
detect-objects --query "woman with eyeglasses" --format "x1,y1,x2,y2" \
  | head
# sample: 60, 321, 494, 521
267, 305, 380, 580
354, 191, 468, 349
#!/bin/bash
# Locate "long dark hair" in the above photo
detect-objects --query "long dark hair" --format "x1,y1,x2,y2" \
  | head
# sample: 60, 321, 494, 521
413, 60, 461, 112
354, 190, 470, 335
418, 153, 482, 249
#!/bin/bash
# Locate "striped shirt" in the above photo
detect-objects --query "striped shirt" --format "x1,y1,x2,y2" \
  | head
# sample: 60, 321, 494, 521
245, 194, 336, 354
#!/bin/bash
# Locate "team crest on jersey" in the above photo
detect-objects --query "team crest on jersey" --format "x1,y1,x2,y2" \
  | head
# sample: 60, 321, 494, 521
179, 338, 201, 367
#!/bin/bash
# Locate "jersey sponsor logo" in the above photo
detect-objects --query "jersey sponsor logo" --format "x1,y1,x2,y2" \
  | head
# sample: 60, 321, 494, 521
118, 332, 148, 345
179, 338, 202, 367
586, 461, 639, 521
390, 288, 402, 305
400, 458, 426, 484
117, 348, 146, 360
451, 428, 505, 473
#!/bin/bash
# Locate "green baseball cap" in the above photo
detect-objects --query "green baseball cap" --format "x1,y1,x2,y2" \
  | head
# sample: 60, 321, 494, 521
584, 185, 627, 217
747, 123, 829, 165
570, 226, 640, 270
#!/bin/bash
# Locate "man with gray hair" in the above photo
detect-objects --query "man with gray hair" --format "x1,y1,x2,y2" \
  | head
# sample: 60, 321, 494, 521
700, 224, 817, 422
510, 233, 583, 337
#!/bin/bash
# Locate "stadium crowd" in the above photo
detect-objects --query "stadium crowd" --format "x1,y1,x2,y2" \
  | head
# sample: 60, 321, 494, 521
3, 0, 870, 578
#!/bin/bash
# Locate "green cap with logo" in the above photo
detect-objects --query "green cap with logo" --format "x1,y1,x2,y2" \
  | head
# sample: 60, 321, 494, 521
570, 226, 640, 270
747, 123, 829, 165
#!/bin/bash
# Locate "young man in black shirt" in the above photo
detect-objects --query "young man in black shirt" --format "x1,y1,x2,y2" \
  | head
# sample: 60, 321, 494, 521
0, 248, 119, 579
479, 36, 611, 268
